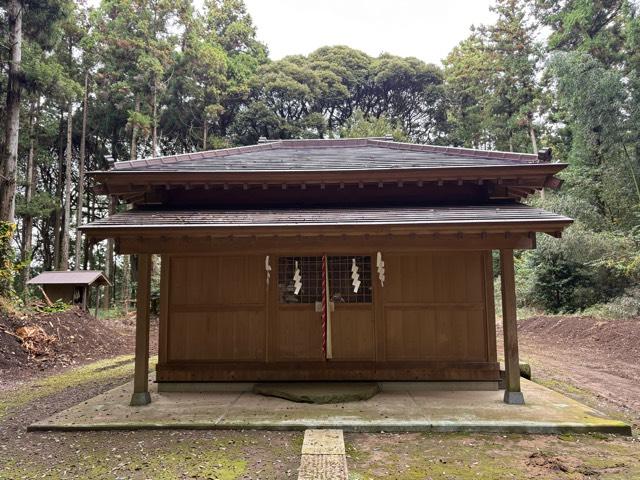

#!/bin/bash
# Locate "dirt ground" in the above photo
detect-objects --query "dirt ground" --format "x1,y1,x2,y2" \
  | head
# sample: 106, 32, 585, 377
0, 312, 639, 479
0, 354, 302, 479
345, 431, 640, 479
0, 306, 158, 389
347, 315, 640, 479
515, 315, 640, 431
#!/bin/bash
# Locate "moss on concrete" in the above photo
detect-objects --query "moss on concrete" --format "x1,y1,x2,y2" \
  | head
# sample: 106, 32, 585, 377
0, 354, 158, 419
536, 377, 587, 396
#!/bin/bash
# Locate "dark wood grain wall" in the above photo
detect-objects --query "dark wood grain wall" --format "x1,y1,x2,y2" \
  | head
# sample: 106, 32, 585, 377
157, 250, 499, 382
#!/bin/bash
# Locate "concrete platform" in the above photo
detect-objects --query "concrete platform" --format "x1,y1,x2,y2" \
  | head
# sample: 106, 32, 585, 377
28, 375, 631, 435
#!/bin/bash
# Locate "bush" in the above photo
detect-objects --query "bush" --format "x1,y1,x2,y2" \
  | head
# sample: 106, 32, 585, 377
34, 299, 72, 314
583, 287, 640, 319
519, 222, 639, 313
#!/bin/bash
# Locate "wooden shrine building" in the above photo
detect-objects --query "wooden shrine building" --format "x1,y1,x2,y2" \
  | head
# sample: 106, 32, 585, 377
80, 138, 572, 406
27, 270, 111, 311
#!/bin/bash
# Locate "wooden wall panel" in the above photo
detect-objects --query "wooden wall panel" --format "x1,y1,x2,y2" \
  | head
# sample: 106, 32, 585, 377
270, 308, 324, 361
384, 308, 486, 361
157, 249, 497, 381
331, 307, 376, 361
169, 255, 264, 306
43, 285, 75, 304
165, 255, 266, 362
168, 311, 265, 361
382, 252, 488, 363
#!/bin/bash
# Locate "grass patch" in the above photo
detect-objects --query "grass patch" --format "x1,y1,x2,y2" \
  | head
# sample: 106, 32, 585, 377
2, 439, 247, 480
348, 432, 640, 480
0, 354, 158, 419
535, 377, 588, 396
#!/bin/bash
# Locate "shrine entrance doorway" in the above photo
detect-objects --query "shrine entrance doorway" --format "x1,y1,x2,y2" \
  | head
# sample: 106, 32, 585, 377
272, 255, 376, 362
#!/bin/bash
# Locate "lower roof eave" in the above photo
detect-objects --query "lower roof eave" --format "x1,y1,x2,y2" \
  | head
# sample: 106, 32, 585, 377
80, 220, 573, 242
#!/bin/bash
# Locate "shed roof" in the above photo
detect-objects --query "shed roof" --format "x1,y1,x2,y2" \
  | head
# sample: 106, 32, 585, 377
27, 270, 111, 287
106, 138, 548, 173
80, 204, 572, 237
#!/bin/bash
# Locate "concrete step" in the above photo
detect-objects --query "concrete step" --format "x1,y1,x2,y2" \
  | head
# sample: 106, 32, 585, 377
298, 429, 348, 480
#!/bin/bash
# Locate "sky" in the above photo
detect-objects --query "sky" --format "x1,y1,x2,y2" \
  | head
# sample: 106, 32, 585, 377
243, 0, 497, 66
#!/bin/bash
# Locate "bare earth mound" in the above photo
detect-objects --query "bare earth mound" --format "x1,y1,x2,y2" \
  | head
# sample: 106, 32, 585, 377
0, 307, 139, 381
516, 315, 640, 428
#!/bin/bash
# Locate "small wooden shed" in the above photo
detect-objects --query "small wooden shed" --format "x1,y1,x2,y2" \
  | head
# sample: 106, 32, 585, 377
27, 270, 111, 311
80, 138, 572, 406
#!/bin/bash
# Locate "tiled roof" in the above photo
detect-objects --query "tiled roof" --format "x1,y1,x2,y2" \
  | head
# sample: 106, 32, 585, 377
27, 270, 111, 286
107, 138, 543, 173
81, 204, 572, 231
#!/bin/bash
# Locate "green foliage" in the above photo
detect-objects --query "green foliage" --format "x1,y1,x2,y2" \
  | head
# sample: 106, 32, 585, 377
0, 223, 16, 297
339, 110, 407, 141
229, 48, 446, 144
483, 0, 542, 152
34, 298, 72, 313
519, 221, 639, 313
2, 0, 640, 320
126, 110, 152, 134
443, 35, 495, 148
547, 50, 639, 228
15, 191, 56, 219
536, 0, 626, 65
0, 222, 28, 298
444, 0, 541, 152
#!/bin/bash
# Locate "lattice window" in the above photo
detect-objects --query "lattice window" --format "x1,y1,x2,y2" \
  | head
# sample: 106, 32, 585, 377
278, 256, 323, 304
328, 256, 372, 304
278, 255, 373, 304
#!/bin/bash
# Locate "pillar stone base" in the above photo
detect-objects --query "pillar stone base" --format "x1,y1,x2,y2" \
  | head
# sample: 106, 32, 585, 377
504, 390, 525, 405
130, 392, 151, 406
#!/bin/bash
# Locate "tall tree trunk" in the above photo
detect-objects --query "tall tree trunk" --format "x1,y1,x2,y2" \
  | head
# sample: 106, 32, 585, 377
41, 218, 53, 270
203, 117, 208, 150
125, 96, 138, 311
21, 100, 37, 295
528, 119, 538, 154
53, 109, 65, 269
152, 82, 158, 157
103, 196, 116, 309
60, 102, 73, 270
130, 96, 140, 161
122, 254, 131, 314
0, 0, 23, 222
75, 72, 89, 270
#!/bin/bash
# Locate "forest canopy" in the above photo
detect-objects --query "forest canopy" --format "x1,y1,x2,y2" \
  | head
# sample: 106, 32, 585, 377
1, 0, 639, 316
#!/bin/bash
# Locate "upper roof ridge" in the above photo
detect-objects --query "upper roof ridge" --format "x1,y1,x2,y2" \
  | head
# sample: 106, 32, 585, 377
109, 137, 539, 172
366, 139, 537, 162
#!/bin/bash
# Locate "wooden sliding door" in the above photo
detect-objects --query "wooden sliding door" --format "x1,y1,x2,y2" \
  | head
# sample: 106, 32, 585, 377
271, 255, 376, 362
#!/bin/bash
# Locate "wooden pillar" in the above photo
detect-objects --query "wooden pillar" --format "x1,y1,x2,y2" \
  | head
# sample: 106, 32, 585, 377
94, 285, 100, 319
130, 254, 152, 406
500, 249, 524, 405
81, 287, 88, 311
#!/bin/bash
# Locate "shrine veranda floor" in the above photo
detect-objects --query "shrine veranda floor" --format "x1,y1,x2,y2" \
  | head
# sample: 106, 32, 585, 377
28, 375, 631, 435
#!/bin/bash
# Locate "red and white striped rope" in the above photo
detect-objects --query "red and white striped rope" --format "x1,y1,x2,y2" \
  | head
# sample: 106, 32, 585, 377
321, 255, 327, 358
